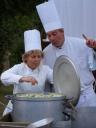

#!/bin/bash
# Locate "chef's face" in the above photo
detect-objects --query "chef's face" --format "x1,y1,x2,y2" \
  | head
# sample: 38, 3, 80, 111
47, 29, 65, 48
24, 50, 43, 70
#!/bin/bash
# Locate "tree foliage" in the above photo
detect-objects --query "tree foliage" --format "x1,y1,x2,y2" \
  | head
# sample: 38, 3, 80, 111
0, 0, 47, 73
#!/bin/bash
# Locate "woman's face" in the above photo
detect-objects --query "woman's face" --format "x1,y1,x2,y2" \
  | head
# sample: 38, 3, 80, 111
26, 53, 42, 70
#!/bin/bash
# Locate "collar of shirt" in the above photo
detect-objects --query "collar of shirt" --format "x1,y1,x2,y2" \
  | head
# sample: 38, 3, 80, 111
24, 63, 42, 73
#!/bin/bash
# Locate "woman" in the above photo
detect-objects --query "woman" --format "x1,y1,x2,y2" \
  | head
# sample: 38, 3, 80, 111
0, 29, 53, 115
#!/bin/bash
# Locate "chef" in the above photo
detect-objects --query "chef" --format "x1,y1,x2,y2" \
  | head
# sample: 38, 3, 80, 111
36, 1, 96, 107
1, 29, 53, 116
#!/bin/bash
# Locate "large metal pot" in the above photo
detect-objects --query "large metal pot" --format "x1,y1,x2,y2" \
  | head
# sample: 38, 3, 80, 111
8, 93, 67, 122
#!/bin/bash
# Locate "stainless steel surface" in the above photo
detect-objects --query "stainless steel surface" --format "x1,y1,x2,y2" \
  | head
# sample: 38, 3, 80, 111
27, 118, 54, 128
53, 55, 80, 106
0, 113, 71, 128
0, 122, 29, 128
52, 120, 71, 128
2, 106, 96, 128
71, 107, 96, 128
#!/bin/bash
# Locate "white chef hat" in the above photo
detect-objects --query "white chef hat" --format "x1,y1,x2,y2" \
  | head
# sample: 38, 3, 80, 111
36, 1, 63, 33
24, 29, 42, 52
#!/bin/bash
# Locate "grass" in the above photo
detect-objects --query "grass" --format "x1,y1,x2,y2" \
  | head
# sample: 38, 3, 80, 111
0, 83, 13, 117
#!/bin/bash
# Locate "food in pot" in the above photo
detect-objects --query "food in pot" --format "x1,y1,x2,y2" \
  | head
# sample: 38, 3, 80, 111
16, 92, 65, 99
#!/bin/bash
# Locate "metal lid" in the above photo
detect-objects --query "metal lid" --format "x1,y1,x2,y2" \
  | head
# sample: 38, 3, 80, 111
53, 55, 80, 106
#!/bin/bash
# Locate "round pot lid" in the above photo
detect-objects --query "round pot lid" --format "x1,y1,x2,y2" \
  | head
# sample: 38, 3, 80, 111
53, 55, 80, 106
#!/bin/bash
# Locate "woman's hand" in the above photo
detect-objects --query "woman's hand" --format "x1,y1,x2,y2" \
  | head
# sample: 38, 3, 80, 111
19, 76, 38, 85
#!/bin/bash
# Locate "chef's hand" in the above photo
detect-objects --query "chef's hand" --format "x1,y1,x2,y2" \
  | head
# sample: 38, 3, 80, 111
82, 34, 96, 49
19, 76, 38, 85
86, 39, 96, 49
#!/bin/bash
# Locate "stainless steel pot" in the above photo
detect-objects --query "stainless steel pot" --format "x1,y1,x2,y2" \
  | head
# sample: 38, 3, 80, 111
6, 93, 67, 122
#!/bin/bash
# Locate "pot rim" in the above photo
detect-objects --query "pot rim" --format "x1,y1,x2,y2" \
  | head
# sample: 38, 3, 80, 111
14, 92, 66, 101
10, 92, 67, 101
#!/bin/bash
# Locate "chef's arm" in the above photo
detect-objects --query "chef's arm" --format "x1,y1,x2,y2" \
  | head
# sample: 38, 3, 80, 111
1, 71, 22, 85
92, 49, 96, 80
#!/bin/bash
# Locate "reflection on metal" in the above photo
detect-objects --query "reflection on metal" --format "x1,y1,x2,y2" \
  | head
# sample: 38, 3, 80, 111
53, 55, 80, 106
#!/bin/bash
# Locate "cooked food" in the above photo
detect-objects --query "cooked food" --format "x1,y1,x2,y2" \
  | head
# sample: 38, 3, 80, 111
16, 92, 65, 99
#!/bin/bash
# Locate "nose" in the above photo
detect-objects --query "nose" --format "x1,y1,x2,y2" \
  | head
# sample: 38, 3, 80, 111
35, 57, 39, 60
35, 56, 41, 61
49, 35, 55, 42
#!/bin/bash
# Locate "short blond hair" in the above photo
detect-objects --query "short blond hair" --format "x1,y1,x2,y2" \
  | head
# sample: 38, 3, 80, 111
22, 50, 43, 63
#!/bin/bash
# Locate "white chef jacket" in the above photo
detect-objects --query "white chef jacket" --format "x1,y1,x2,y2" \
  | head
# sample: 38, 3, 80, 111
92, 50, 96, 70
1, 63, 53, 94
0, 63, 53, 116
43, 36, 96, 107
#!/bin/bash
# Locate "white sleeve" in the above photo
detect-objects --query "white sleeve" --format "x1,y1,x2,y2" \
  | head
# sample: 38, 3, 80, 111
0, 65, 23, 86
81, 38, 95, 71
87, 48, 96, 71
92, 49, 96, 70
93, 49, 96, 57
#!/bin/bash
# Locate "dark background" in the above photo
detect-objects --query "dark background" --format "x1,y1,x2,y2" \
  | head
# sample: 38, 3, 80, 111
0, 0, 48, 73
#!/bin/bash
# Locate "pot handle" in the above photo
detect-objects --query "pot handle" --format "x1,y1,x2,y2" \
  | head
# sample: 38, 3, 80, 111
63, 97, 77, 110
5, 95, 14, 100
